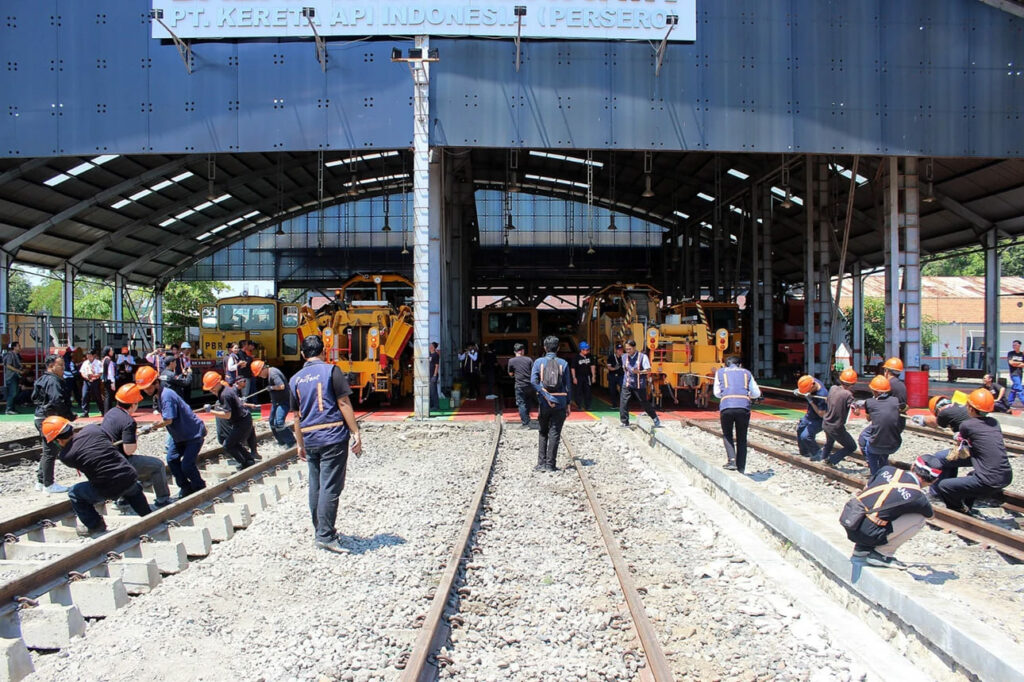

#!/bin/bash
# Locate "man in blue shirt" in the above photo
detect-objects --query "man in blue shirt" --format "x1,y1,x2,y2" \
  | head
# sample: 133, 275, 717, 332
794, 375, 828, 459
530, 335, 571, 472
134, 365, 208, 498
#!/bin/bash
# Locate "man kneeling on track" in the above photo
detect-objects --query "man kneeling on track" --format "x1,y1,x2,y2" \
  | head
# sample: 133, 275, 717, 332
931, 388, 1013, 515
101, 382, 173, 509
203, 371, 256, 468
845, 454, 942, 569
912, 395, 969, 434
857, 375, 902, 476
135, 365, 208, 498
821, 368, 858, 465
793, 375, 827, 460
42, 416, 151, 537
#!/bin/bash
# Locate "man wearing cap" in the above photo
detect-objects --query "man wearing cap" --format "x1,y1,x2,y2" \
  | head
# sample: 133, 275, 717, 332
253, 360, 296, 447
858, 375, 903, 476
606, 344, 625, 407
931, 388, 1013, 515
822, 369, 859, 465
794, 375, 828, 460
845, 453, 942, 569
135, 365, 208, 497
31, 354, 73, 494
290, 335, 362, 554
912, 395, 970, 434
429, 342, 441, 413
179, 341, 194, 394
204, 371, 256, 468
115, 346, 136, 389
713, 356, 761, 472
101, 383, 173, 508
507, 342, 534, 427
571, 342, 596, 411
42, 416, 151, 536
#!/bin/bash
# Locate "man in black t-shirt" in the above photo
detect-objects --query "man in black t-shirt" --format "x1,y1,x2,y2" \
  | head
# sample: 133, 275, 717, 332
429, 342, 441, 412
205, 372, 256, 468
846, 455, 941, 569
571, 342, 596, 411
913, 395, 969, 434
981, 374, 1010, 413
507, 343, 534, 427
101, 383, 173, 508
1006, 340, 1024, 408
606, 345, 625, 407
858, 376, 902, 476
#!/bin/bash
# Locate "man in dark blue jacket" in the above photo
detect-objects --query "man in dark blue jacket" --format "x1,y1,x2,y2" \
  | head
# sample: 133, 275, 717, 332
713, 356, 761, 473
531, 335, 571, 472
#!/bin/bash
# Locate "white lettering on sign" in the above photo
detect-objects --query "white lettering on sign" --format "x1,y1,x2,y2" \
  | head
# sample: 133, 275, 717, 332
152, 1, 696, 42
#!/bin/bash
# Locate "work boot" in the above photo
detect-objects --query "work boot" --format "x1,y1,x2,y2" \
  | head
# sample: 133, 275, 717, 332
76, 521, 108, 538
316, 538, 350, 554
865, 551, 907, 569
153, 497, 174, 508
724, 461, 737, 471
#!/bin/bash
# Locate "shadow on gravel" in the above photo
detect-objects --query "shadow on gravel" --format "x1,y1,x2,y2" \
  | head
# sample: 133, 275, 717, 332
577, 458, 597, 466
341, 533, 407, 555
907, 567, 959, 585
746, 470, 775, 482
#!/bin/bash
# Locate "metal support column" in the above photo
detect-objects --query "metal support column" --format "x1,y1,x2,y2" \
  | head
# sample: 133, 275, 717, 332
62, 263, 76, 347
852, 262, 865, 373
153, 285, 164, 345
759, 185, 774, 378
804, 156, 817, 378
412, 35, 432, 419
901, 158, 921, 368
428, 148, 442, 350
984, 229, 1000, 379
113, 273, 126, 334
750, 186, 760, 373
0, 251, 9, 336
816, 159, 832, 372
883, 157, 899, 361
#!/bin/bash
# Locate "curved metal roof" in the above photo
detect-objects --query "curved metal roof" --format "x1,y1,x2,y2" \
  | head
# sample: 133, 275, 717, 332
2, 150, 1024, 287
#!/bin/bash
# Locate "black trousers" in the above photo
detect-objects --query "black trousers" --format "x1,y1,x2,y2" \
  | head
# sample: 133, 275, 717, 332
223, 418, 256, 467
720, 407, 751, 472
574, 380, 592, 411
620, 385, 657, 425
934, 455, 1005, 511
537, 401, 567, 469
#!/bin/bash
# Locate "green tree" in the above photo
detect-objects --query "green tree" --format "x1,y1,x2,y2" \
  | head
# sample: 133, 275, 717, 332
844, 297, 938, 358
921, 251, 984, 276
8, 270, 32, 313
162, 280, 227, 344
27, 279, 61, 315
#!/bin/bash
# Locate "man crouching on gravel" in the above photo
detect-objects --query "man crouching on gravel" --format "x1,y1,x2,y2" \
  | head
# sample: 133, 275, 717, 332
290, 335, 362, 554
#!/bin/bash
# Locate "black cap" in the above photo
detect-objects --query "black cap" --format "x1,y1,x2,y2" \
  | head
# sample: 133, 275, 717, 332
615, 344, 623, 349
513, 343, 524, 352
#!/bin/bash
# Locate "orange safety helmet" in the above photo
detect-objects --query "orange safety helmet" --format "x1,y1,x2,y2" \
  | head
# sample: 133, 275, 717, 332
134, 365, 159, 389
868, 375, 891, 393
796, 375, 816, 394
202, 371, 224, 392
41, 416, 72, 443
250, 360, 266, 377
115, 383, 143, 405
967, 388, 995, 414
839, 368, 858, 384
883, 357, 904, 373
928, 395, 950, 415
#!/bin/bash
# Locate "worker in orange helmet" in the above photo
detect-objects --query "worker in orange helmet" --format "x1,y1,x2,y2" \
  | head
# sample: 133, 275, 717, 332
821, 368, 859, 465
101, 383, 173, 509
930, 388, 1013, 515
793, 375, 827, 459
203, 371, 256, 468
882, 357, 908, 431
858, 375, 902, 475
42, 415, 151, 537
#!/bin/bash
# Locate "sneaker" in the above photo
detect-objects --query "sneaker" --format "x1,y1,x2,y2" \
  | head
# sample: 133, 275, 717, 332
5, 410, 16, 415
724, 462, 737, 471
865, 551, 907, 569
485, 394, 498, 400
315, 538, 350, 554
852, 545, 872, 558
533, 465, 547, 472
652, 418, 662, 428
76, 522, 108, 538
620, 423, 630, 428
153, 497, 174, 508
44, 483, 69, 494
543, 466, 557, 472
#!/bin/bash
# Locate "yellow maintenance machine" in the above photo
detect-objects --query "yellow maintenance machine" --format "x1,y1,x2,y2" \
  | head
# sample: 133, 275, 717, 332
579, 284, 732, 408
297, 274, 414, 403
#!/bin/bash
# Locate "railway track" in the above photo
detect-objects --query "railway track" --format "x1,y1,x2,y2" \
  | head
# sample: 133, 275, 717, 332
0, 435, 44, 466
683, 418, 1024, 562
0, 413, 371, 666
400, 417, 672, 682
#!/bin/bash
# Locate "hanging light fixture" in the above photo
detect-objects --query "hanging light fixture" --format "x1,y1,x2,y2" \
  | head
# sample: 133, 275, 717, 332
608, 214, 617, 231
508, 149, 520, 193
922, 158, 936, 203
642, 151, 655, 198
381, 193, 392, 231
275, 223, 285, 236
780, 156, 793, 209
587, 241, 595, 255
504, 190, 516, 230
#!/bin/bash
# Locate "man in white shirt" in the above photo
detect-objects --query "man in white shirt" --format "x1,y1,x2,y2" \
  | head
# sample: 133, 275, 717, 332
115, 346, 136, 388
619, 340, 661, 428
79, 350, 103, 418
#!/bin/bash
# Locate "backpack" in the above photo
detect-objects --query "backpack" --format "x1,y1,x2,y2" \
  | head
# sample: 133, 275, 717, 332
541, 358, 562, 391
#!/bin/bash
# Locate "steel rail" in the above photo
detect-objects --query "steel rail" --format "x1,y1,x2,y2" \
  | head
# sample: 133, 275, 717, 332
684, 419, 1024, 562
746, 421, 1024, 514
563, 435, 675, 682
401, 415, 503, 682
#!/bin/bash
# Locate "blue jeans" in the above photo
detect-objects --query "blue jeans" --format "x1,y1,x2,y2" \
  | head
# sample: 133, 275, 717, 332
1009, 374, 1024, 407
167, 433, 207, 496
514, 385, 533, 425
796, 416, 823, 459
307, 439, 350, 543
858, 431, 895, 476
270, 402, 295, 446
4, 374, 18, 411
69, 480, 149, 531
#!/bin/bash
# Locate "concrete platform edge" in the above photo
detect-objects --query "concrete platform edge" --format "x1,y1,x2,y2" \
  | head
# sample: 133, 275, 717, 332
636, 419, 1024, 682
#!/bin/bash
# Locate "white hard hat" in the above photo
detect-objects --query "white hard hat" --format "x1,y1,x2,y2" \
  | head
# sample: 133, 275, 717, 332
181, 341, 191, 349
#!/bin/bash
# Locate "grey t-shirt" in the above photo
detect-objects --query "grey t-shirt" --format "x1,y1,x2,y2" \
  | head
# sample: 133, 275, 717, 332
823, 385, 854, 431
507, 355, 534, 388
3, 350, 21, 383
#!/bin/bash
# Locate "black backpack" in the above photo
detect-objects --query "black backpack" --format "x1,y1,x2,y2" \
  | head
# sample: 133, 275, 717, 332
541, 358, 562, 391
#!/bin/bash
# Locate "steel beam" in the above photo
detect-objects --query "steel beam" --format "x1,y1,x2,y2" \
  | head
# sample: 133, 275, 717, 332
985, 229, 1000, 379
0, 158, 50, 188
113, 273, 125, 335
852, 262, 864, 373
153, 286, 164, 345
804, 155, 817, 378
883, 157, 899, 361
412, 35, 432, 419
901, 158, 921, 369
0, 251, 8, 336
816, 158, 832, 373
62, 264, 76, 347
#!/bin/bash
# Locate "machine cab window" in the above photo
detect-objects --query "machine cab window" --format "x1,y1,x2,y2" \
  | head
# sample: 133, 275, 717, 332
282, 305, 299, 328
201, 306, 217, 329
219, 303, 276, 331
